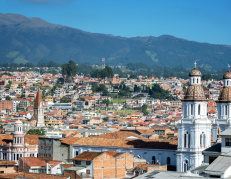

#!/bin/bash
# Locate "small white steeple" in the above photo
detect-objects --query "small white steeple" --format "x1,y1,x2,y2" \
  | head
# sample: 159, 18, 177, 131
13, 119, 24, 147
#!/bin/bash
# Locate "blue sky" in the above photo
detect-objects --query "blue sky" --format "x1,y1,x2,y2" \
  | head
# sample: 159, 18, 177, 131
1, 0, 231, 45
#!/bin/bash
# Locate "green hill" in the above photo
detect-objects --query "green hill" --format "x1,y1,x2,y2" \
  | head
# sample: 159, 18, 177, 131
0, 13, 231, 70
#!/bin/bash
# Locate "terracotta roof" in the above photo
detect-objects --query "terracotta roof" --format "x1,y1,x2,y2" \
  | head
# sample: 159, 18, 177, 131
72, 137, 178, 149
72, 151, 101, 160
60, 136, 80, 145
208, 109, 216, 113
97, 131, 145, 139
0, 172, 69, 179
104, 151, 118, 156
0, 160, 17, 165
24, 135, 40, 145
21, 157, 62, 168
34, 90, 43, 107
0, 135, 13, 145
60, 164, 73, 168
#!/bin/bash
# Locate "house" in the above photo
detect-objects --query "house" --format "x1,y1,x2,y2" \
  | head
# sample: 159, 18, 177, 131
71, 151, 134, 179
0, 160, 17, 173
19, 157, 63, 175
38, 137, 73, 163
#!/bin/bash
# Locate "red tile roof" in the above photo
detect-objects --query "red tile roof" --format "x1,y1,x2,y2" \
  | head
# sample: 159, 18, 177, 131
72, 151, 101, 160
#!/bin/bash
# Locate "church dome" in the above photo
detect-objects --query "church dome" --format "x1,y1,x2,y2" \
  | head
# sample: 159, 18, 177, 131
217, 87, 231, 102
223, 70, 231, 79
183, 85, 207, 101
15, 119, 22, 124
189, 68, 201, 77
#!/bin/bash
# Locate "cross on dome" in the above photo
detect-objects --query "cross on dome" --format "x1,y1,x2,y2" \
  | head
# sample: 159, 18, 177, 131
194, 61, 197, 68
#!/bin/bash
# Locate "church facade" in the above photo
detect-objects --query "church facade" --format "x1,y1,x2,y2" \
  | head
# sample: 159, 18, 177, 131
213, 69, 231, 142
176, 64, 211, 172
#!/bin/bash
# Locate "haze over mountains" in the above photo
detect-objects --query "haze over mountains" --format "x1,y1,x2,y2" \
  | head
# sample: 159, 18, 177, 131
0, 13, 231, 70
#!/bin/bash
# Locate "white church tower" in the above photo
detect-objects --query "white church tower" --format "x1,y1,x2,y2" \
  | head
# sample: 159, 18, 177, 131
213, 65, 231, 142
176, 62, 211, 172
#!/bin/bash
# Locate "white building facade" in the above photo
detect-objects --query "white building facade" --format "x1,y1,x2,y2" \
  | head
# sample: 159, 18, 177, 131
176, 66, 211, 172
213, 69, 231, 142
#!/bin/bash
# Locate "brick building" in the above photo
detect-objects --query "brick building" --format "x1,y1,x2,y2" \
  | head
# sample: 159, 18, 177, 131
0, 100, 13, 111
71, 151, 134, 179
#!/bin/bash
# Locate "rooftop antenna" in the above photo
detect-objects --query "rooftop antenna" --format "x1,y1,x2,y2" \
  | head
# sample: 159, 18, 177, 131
228, 64, 230, 71
194, 61, 197, 68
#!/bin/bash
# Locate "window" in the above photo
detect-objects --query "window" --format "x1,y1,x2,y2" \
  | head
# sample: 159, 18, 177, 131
86, 161, 91, 165
167, 157, 170, 165
188, 134, 190, 148
197, 78, 198, 83
75, 151, 78, 156
75, 160, 81, 165
86, 170, 90, 174
184, 133, 187, 147
225, 138, 231, 146
226, 106, 228, 116
193, 78, 194, 83
198, 104, 200, 115
191, 104, 193, 115
30, 154, 34, 157
152, 156, 155, 164
184, 160, 188, 172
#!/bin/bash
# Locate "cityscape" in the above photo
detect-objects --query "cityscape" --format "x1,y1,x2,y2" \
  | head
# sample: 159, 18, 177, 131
0, 0, 231, 179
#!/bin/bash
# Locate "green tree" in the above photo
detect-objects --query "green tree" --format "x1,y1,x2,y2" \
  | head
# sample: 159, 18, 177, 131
26, 129, 45, 136
102, 99, 110, 106
61, 60, 78, 82
134, 85, 141, 92
60, 96, 71, 103
103, 117, 109, 122
102, 89, 109, 96
142, 104, 148, 116
5, 96, 11, 100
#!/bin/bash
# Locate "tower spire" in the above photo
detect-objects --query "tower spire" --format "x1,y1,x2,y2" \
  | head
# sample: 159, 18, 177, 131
228, 64, 230, 71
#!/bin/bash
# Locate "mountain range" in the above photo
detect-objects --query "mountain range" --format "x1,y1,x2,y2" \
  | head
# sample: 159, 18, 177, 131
0, 13, 231, 70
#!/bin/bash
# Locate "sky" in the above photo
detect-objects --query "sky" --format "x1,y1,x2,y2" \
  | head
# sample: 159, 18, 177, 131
0, 0, 231, 45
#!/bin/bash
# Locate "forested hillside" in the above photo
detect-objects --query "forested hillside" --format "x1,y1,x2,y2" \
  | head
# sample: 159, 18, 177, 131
0, 13, 231, 70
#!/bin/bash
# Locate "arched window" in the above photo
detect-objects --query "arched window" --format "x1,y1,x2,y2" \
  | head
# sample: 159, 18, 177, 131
191, 104, 193, 115
152, 156, 156, 164
226, 105, 228, 116
203, 134, 206, 147
197, 78, 198, 83
17, 137, 19, 144
227, 81, 228, 86
184, 133, 187, 147
188, 134, 190, 148
200, 134, 202, 148
184, 160, 188, 172
167, 157, 170, 165
193, 78, 195, 83
76, 151, 79, 156
198, 104, 200, 115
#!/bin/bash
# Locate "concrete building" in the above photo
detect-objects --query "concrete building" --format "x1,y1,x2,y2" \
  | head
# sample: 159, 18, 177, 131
38, 137, 72, 163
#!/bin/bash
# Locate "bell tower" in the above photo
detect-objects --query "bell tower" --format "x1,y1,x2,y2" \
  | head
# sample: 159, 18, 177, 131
213, 65, 231, 142
30, 90, 44, 127
176, 62, 211, 172
13, 120, 24, 147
